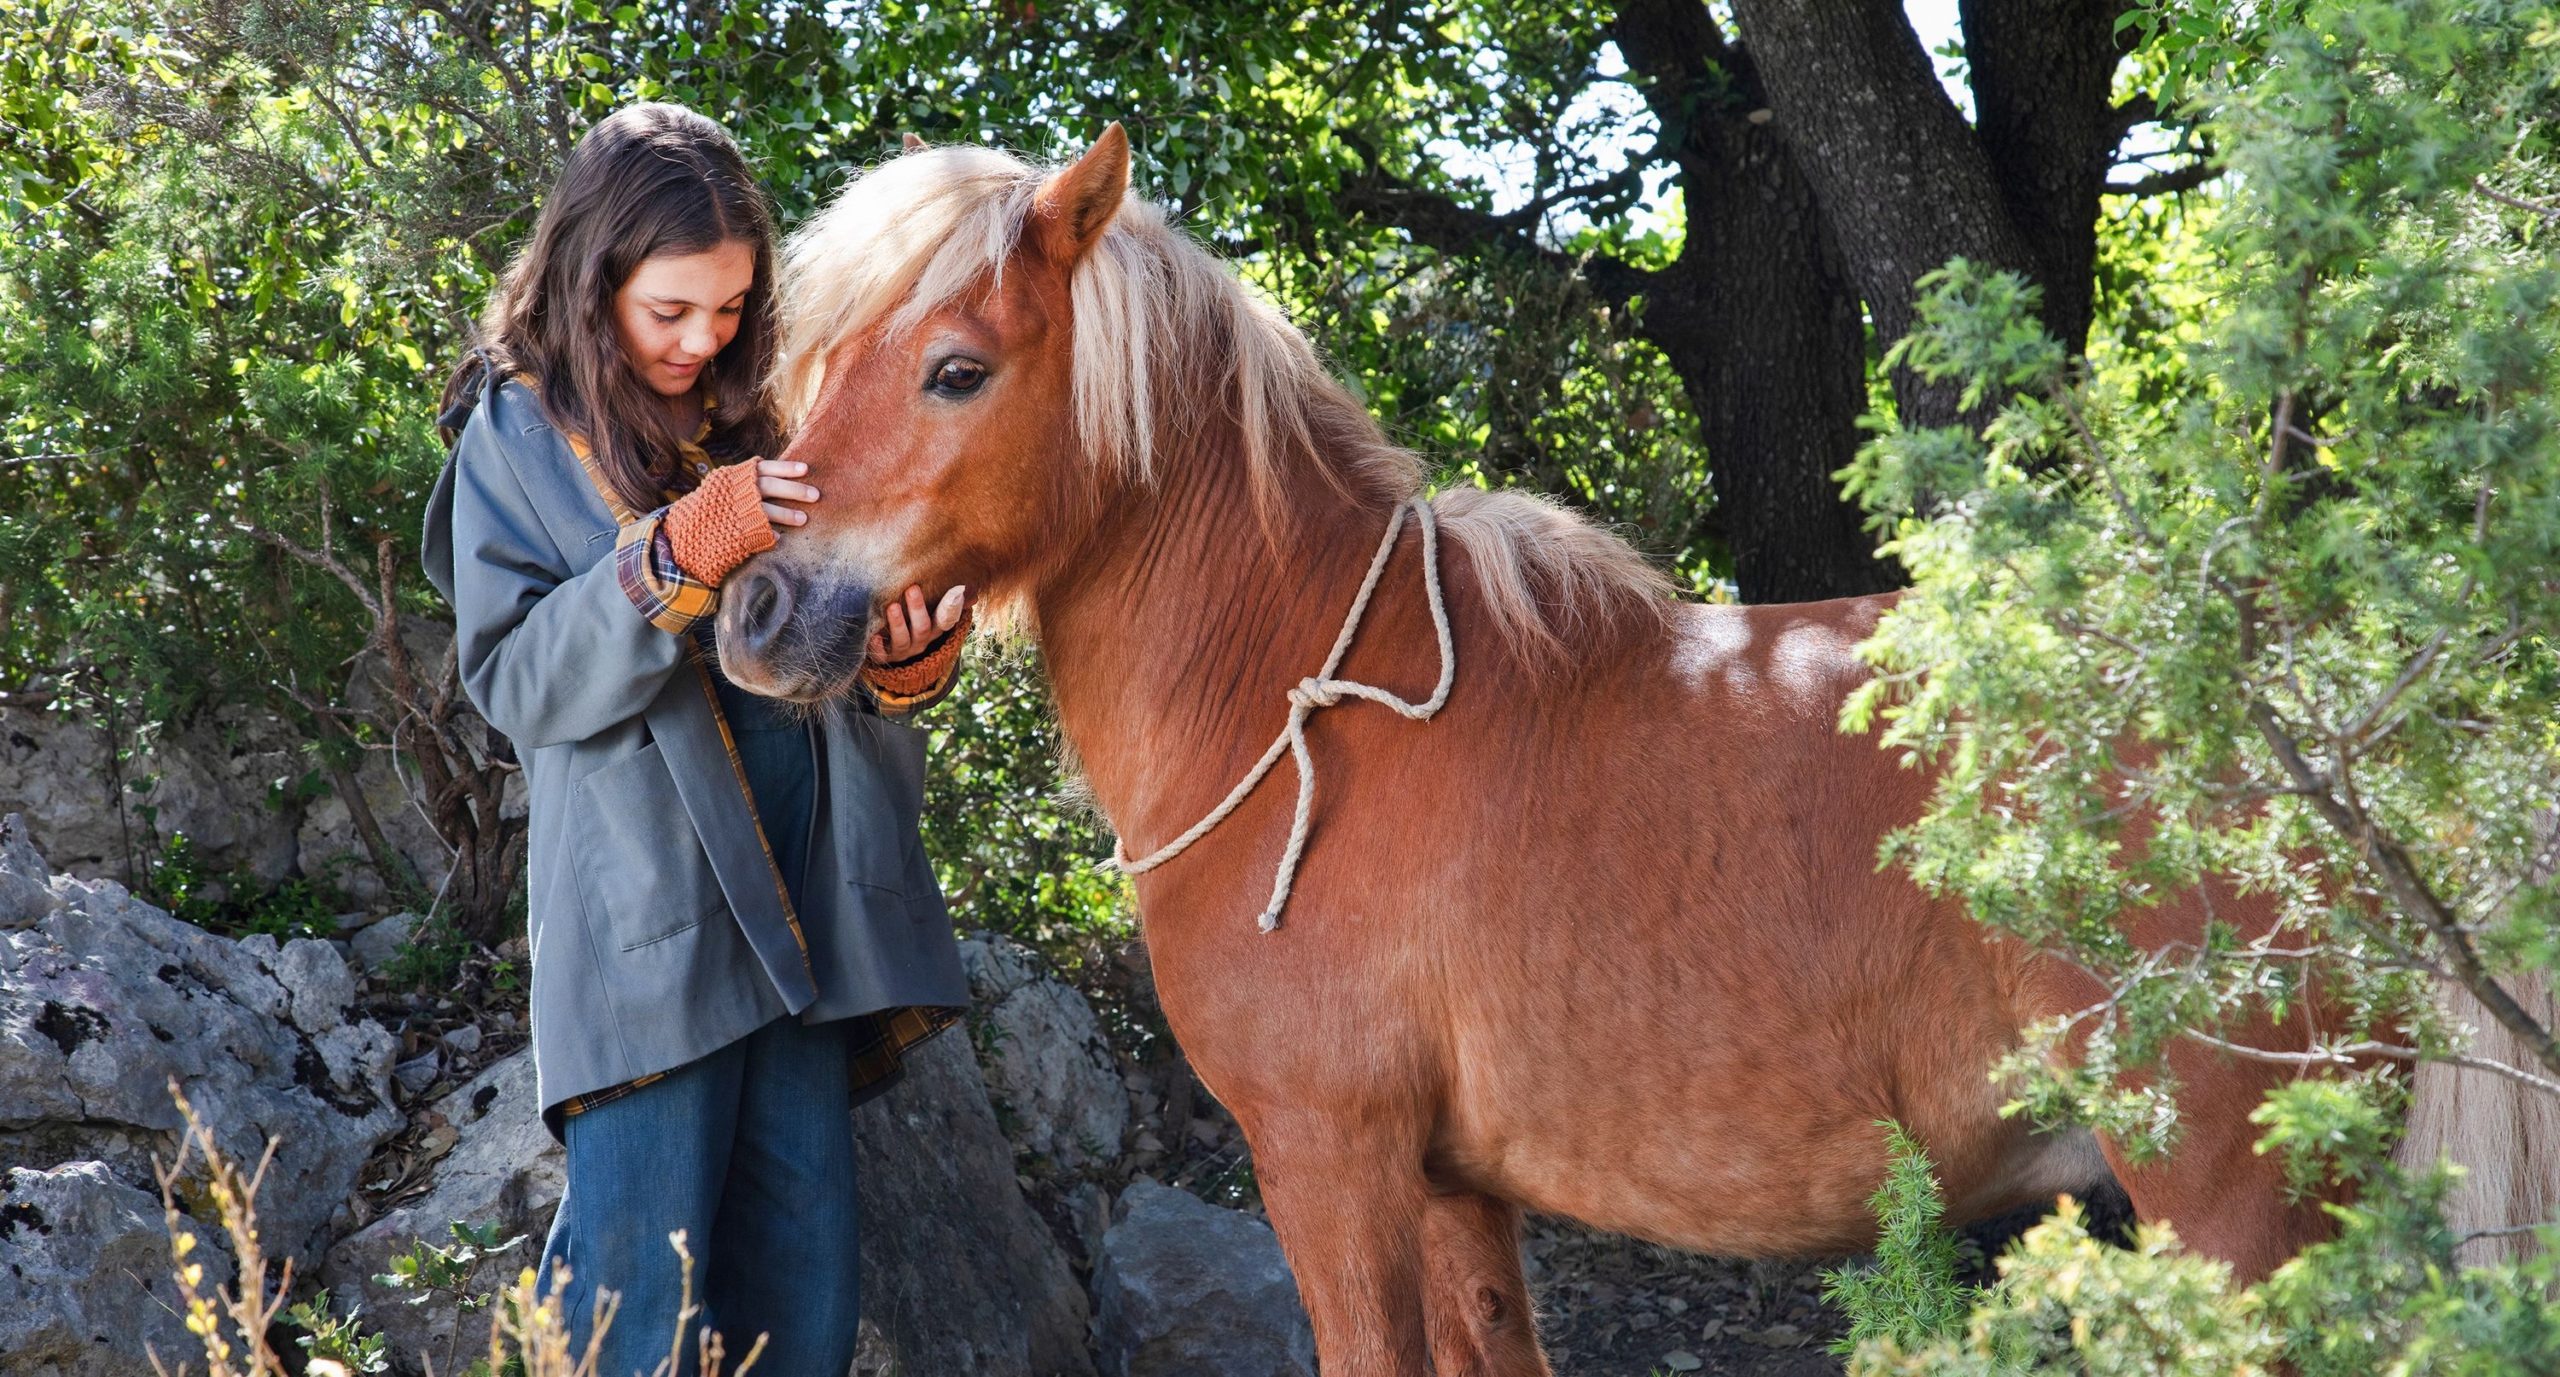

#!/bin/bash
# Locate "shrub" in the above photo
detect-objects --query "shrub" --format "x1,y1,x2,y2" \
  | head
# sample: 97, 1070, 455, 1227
1836, 0, 2560, 1365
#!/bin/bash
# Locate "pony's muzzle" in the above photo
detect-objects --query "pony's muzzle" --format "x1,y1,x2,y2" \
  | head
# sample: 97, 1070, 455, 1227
716, 558, 877, 700
728, 564, 796, 659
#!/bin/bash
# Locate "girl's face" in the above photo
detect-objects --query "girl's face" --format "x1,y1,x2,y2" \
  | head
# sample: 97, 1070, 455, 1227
611, 240, 757, 396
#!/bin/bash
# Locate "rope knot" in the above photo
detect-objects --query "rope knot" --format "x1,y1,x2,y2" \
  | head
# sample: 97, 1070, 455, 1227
1288, 677, 1344, 710
1110, 499, 1454, 932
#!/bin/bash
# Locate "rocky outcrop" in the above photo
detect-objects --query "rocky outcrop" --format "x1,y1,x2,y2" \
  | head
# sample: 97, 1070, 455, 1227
0, 627, 508, 906
0, 815, 403, 1377
0, 869, 402, 1261
348, 910, 424, 973
0, 701, 308, 890
857, 1028, 1097, 1376
0, 813, 62, 929
959, 933, 1129, 1175
321, 1051, 562, 1369
0, 1161, 240, 1377
1092, 1180, 1314, 1377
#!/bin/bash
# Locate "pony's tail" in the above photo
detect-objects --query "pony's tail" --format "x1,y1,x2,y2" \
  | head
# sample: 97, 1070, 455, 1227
2397, 971, 2560, 1264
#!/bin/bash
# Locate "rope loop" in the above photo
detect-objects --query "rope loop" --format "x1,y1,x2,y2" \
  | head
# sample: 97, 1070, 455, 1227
1110, 497, 1455, 931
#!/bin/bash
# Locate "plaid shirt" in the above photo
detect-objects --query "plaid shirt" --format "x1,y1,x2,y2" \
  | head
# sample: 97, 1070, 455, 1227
522, 376, 966, 1119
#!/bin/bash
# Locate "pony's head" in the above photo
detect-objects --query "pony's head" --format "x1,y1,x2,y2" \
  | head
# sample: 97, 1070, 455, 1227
715, 125, 1401, 699
712, 128, 1131, 698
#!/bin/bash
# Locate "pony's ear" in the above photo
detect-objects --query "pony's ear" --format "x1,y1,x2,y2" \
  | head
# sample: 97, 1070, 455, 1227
1030, 123, 1130, 267
901, 132, 928, 153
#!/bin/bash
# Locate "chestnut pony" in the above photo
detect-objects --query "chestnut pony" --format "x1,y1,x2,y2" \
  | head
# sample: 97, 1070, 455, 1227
718, 127, 2538, 1374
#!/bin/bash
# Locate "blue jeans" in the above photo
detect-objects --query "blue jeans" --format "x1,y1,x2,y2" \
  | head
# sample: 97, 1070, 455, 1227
539, 1013, 860, 1376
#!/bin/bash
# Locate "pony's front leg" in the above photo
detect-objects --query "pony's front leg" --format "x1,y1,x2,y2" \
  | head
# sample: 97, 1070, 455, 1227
1248, 1113, 1433, 1376
1423, 1190, 1551, 1377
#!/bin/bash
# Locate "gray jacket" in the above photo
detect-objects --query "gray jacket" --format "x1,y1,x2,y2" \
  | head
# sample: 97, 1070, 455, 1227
421, 375, 967, 1136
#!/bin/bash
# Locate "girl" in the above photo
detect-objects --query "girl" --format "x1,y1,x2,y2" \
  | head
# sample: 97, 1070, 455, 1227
422, 103, 972, 1374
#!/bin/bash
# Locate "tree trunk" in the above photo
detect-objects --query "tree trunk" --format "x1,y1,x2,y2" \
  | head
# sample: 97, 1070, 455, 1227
1960, 0, 2133, 356
1726, 0, 2041, 434
1617, 0, 1899, 603
1729, 0, 2131, 413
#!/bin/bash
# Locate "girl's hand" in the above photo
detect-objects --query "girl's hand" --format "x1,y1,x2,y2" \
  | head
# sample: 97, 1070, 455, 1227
869, 584, 969, 663
755, 457, 819, 528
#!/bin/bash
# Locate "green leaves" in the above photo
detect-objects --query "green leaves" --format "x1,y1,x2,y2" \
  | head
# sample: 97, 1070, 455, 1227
373, 1218, 532, 1300
280, 1293, 391, 1374
1852, 1201, 2280, 1376
1822, 1123, 1983, 1357
1885, 263, 2071, 415
1839, 0, 2560, 1365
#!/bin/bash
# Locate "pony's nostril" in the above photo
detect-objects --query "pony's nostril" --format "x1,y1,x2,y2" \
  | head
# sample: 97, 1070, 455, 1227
736, 568, 794, 652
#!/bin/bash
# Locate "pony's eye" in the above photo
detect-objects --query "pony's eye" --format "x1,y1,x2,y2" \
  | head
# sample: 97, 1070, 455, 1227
929, 357, 989, 396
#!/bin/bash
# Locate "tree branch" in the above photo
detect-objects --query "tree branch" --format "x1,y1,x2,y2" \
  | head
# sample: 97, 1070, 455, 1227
2475, 177, 2560, 220
1497, 155, 1657, 230
2244, 697, 2560, 1078
2106, 161, 2222, 197
2178, 1027, 2560, 1099
2104, 92, 2162, 145
1611, 0, 1738, 133
1334, 169, 1657, 309
232, 487, 381, 623
0, 443, 136, 469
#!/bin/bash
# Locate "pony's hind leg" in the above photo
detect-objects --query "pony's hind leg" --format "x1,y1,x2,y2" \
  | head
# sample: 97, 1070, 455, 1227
1248, 1113, 1434, 1376
2029, 887, 2344, 1281
2101, 1041, 2339, 1282
1422, 1190, 1551, 1377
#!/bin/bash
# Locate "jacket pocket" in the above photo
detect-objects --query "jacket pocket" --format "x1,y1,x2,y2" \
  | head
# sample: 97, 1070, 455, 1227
833, 711, 930, 902
571, 741, 731, 950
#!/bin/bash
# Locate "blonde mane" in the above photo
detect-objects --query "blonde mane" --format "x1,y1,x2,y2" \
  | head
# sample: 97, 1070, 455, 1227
771, 143, 1675, 663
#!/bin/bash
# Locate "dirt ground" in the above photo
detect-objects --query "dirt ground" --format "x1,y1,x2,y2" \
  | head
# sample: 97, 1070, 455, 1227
1516, 1187, 2136, 1375
1523, 1218, 1846, 1376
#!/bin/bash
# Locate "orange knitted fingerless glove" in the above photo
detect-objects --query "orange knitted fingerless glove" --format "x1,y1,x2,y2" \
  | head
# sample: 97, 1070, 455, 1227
863, 606, 975, 699
662, 461, 775, 587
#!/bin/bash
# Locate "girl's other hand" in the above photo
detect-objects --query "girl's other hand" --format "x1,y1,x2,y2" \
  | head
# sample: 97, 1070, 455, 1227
869, 584, 969, 663
756, 457, 818, 528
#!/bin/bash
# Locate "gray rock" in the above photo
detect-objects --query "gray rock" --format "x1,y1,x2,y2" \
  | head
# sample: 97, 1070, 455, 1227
350, 910, 423, 973
1093, 1180, 1314, 1377
0, 872, 403, 1265
1065, 1179, 1114, 1263
394, 1050, 444, 1096
0, 813, 64, 930
0, 703, 305, 888
957, 934, 1128, 1174
0, 871, 59, 930
443, 1022, 484, 1055
856, 1028, 1095, 1377
0, 811, 48, 880
0, 1160, 240, 1377
321, 1051, 562, 1370
272, 934, 359, 1031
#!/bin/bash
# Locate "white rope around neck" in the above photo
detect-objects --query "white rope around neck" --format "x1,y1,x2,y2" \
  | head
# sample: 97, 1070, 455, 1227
1111, 497, 1455, 931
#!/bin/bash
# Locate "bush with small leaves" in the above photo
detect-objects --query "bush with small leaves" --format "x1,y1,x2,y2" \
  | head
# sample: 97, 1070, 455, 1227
1822, 1123, 1984, 1357
1835, 0, 2560, 1364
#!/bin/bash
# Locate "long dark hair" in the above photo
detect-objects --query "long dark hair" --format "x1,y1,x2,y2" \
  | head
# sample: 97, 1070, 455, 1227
440, 103, 781, 515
